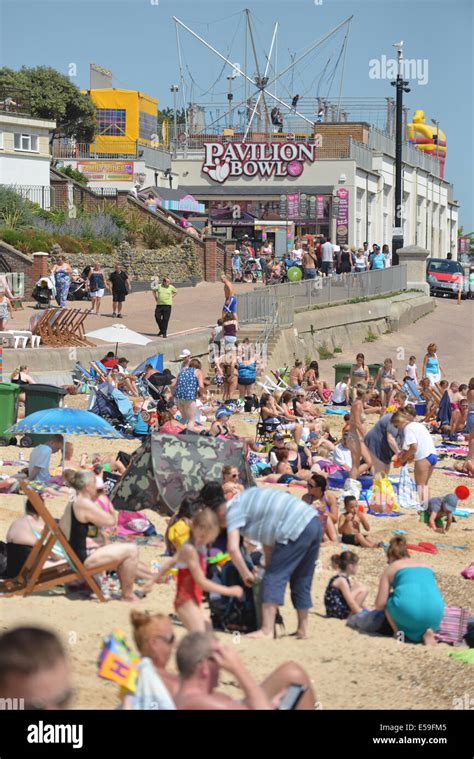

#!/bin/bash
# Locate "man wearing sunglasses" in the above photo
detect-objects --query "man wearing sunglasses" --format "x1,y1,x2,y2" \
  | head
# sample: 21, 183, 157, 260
0, 626, 73, 710
175, 632, 316, 710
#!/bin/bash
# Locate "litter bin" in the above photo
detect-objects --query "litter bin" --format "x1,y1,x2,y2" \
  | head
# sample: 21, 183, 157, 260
0, 382, 21, 446
368, 363, 383, 387
333, 363, 353, 386
20, 383, 67, 448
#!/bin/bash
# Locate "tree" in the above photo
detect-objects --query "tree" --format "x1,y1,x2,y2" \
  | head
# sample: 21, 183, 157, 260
0, 66, 96, 142
157, 107, 187, 125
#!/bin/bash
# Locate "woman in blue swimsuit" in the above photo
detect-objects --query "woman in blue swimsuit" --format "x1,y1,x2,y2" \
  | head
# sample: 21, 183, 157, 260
375, 537, 444, 644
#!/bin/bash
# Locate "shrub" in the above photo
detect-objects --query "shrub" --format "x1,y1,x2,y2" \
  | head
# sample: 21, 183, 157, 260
317, 341, 334, 360
57, 165, 88, 186
364, 327, 379, 343
141, 221, 164, 249
0, 186, 35, 228
33, 212, 124, 244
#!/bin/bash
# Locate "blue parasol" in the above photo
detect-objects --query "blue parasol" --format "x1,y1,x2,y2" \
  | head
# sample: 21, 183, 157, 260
8, 407, 124, 439
133, 353, 163, 375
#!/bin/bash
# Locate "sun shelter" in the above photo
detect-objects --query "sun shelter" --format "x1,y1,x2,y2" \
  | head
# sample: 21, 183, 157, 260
111, 433, 254, 515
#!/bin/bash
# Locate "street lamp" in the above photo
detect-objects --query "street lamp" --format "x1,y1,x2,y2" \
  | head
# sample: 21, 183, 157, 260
170, 84, 179, 156
390, 41, 410, 264
227, 74, 237, 130
431, 118, 440, 166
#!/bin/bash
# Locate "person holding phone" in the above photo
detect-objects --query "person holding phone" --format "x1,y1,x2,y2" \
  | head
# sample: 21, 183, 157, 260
174, 631, 316, 710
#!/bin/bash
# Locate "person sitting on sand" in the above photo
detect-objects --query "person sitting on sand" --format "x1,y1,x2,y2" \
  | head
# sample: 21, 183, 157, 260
175, 631, 317, 710
159, 411, 186, 434
152, 509, 243, 632
324, 552, 368, 619
338, 496, 381, 548
307, 430, 336, 461
423, 494, 458, 534
260, 392, 304, 444
3, 499, 64, 579
332, 431, 371, 476
60, 470, 141, 602
28, 435, 64, 483
303, 474, 338, 542
222, 464, 245, 493
374, 536, 445, 645
130, 611, 180, 702
447, 398, 469, 439
261, 448, 311, 485
294, 389, 323, 420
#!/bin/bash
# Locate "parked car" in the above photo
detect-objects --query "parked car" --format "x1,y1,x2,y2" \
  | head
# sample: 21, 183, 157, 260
426, 258, 468, 299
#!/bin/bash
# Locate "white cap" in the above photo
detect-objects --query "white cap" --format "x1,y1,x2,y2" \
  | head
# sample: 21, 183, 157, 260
179, 349, 191, 359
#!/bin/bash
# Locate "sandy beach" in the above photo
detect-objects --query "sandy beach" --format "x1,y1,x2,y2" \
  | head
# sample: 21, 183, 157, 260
0, 398, 472, 711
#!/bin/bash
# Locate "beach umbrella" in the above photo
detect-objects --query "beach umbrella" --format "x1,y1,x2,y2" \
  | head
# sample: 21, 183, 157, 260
85, 323, 152, 357
133, 353, 164, 375
8, 407, 123, 462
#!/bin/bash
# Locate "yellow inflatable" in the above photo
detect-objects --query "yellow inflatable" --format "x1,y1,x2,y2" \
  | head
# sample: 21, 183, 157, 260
407, 110, 446, 177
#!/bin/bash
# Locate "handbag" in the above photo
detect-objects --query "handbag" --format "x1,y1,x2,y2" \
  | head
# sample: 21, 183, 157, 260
435, 606, 470, 644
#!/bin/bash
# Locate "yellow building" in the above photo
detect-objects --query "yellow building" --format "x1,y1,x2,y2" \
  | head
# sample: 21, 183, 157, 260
83, 88, 158, 155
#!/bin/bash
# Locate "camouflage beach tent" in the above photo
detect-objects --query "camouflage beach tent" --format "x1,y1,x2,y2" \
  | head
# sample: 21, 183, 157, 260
112, 433, 254, 515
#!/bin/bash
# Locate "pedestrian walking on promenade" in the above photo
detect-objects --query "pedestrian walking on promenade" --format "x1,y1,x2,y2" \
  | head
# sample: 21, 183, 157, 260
153, 276, 177, 338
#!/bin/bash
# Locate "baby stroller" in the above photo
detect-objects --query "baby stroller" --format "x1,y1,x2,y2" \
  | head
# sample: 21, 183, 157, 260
89, 383, 135, 437
242, 257, 261, 283
68, 271, 90, 301
32, 276, 55, 309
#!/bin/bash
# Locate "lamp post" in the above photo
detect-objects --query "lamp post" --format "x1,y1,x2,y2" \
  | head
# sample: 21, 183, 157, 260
431, 117, 440, 167
227, 74, 237, 130
390, 42, 410, 264
170, 84, 179, 157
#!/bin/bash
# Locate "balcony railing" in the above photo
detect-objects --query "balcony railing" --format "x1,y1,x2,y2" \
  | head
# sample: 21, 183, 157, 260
0, 87, 32, 117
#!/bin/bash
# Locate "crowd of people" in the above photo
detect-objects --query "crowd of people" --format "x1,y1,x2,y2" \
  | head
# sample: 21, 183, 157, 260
0, 250, 472, 712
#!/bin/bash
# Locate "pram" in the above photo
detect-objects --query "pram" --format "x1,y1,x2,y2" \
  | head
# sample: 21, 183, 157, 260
31, 276, 55, 309
89, 383, 135, 437
68, 274, 90, 301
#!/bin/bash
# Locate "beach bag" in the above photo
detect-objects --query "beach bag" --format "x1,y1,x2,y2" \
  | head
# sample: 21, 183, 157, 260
117, 511, 153, 537
209, 559, 258, 634
461, 562, 474, 580
370, 472, 398, 512
434, 606, 470, 644
397, 464, 419, 510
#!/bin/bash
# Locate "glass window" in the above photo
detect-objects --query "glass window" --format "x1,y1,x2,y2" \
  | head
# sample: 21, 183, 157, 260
139, 111, 156, 142
13, 133, 38, 151
427, 260, 462, 274
96, 108, 126, 136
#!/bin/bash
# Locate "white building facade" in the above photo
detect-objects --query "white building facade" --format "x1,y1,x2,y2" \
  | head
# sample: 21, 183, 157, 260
0, 113, 55, 189
171, 126, 459, 258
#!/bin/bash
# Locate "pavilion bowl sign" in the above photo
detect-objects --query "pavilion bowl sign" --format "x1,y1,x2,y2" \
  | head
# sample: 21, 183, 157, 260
202, 141, 317, 184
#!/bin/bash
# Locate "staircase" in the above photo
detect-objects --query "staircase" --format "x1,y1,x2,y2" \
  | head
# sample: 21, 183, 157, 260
237, 324, 282, 367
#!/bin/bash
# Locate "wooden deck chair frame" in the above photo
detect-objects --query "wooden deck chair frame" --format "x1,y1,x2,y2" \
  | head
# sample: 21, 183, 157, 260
0, 485, 117, 602
59, 308, 94, 347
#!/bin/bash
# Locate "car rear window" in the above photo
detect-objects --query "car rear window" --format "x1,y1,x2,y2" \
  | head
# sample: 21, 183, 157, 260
427, 260, 463, 274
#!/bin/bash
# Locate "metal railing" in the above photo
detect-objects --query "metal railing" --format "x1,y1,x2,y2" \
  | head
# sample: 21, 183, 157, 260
238, 265, 407, 325
1, 184, 56, 210
0, 88, 32, 117
52, 139, 170, 160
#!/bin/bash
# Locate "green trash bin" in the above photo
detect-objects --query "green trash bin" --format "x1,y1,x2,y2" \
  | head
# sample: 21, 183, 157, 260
0, 382, 21, 446
333, 363, 353, 386
368, 363, 383, 387
20, 383, 67, 448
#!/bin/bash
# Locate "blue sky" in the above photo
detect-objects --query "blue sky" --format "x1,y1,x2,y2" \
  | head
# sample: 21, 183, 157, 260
1, 0, 472, 229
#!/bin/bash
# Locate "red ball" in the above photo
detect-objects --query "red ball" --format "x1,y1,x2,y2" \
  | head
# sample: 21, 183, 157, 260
454, 485, 470, 501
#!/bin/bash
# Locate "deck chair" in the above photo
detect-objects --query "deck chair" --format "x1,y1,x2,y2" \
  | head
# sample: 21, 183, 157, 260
30, 308, 63, 346
0, 485, 117, 602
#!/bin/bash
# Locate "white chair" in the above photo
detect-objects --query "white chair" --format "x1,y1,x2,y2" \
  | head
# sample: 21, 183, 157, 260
7, 330, 41, 348
0, 332, 28, 349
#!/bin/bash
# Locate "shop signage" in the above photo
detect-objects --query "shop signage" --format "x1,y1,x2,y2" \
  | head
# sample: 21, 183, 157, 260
78, 161, 134, 182
202, 141, 316, 183
335, 187, 349, 245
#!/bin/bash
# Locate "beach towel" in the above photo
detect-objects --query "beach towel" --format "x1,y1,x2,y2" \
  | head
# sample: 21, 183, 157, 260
435, 606, 470, 645
406, 542, 438, 554
325, 407, 348, 415
133, 657, 176, 710
436, 390, 452, 428
397, 464, 419, 509
448, 649, 474, 664
368, 510, 403, 517
461, 562, 474, 579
